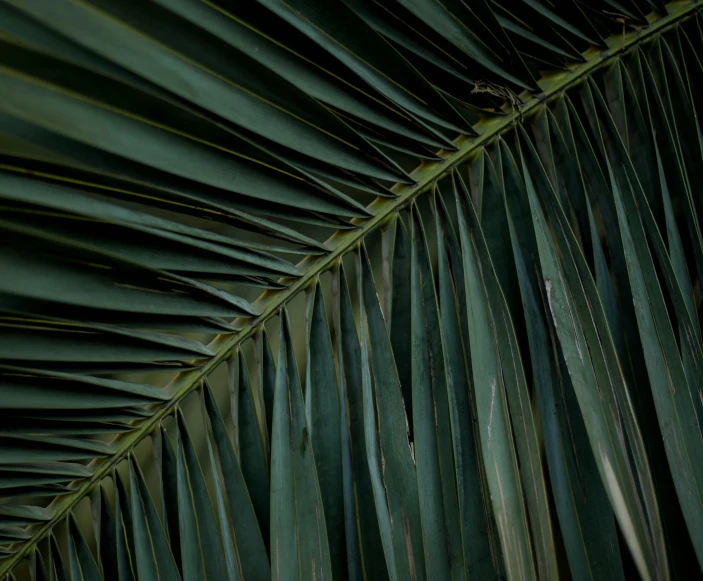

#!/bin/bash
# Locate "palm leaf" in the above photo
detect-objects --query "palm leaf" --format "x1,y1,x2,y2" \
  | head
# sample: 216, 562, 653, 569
1, 1, 703, 581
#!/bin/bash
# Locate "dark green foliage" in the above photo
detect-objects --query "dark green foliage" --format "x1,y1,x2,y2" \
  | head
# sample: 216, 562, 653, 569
1, 2, 702, 581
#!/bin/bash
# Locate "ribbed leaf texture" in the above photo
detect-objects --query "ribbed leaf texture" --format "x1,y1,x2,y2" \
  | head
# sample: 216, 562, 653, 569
1, 1, 703, 580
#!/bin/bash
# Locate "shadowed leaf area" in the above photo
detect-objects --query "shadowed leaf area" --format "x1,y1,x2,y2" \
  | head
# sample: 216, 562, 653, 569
0, 1, 702, 580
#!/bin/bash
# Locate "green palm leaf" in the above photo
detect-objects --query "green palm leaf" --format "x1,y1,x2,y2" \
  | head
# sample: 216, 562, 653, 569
1, 2, 703, 580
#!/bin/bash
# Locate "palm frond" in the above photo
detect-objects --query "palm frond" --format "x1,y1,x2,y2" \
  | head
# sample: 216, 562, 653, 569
1, 1, 703, 580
